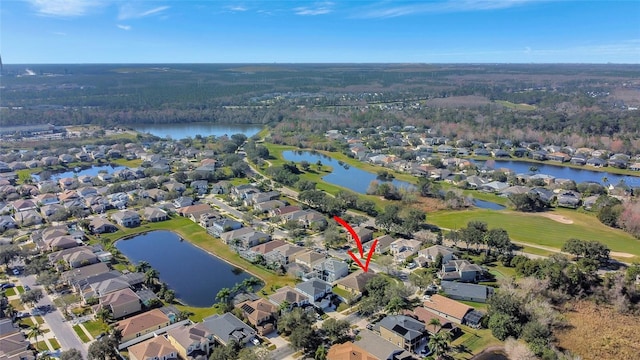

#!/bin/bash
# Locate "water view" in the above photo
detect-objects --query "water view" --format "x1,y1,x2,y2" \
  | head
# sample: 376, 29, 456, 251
282, 151, 415, 194
32, 164, 125, 181
115, 230, 252, 307
475, 160, 640, 187
474, 199, 506, 210
132, 123, 263, 140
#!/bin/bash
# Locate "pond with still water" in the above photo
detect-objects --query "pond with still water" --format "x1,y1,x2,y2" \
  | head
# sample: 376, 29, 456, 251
132, 123, 263, 140
282, 151, 415, 194
115, 230, 252, 307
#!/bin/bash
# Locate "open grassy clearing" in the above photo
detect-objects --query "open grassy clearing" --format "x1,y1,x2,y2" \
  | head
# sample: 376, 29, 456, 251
429, 208, 640, 262
495, 100, 536, 110
451, 327, 501, 359
82, 320, 108, 338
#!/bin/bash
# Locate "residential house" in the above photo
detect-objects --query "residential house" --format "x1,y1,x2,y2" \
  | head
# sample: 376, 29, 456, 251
207, 218, 243, 237
586, 157, 607, 168
142, 207, 168, 222
164, 181, 186, 193
96, 288, 142, 319
35, 193, 59, 206
62, 262, 111, 287
199, 212, 223, 228
52, 247, 99, 269
111, 210, 141, 228
268, 286, 309, 309
12, 210, 43, 226
547, 152, 571, 162
440, 260, 483, 282
557, 191, 581, 208
177, 204, 212, 218
220, 227, 270, 248
89, 217, 117, 234
270, 205, 302, 218
146, 189, 168, 202
264, 244, 305, 265
294, 250, 326, 270
377, 315, 426, 352
296, 278, 332, 309
422, 294, 473, 325
355, 330, 414, 360
40, 204, 66, 220
128, 335, 178, 360
190, 180, 209, 195
416, 245, 455, 267
236, 298, 278, 335
166, 323, 215, 360
201, 313, 257, 346
327, 342, 377, 360
367, 235, 395, 254
310, 259, 349, 283
350, 227, 374, 244
335, 270, 376, 301
0, 216, 17, 232
0, 318, 34, 360
254, 199, 285, 212
12, 199, 37, 212
173, 197, 194, 209
440, 281, 494, 303
59, 177, 78, 190
403, 307, 457, 336
116, 308, 171, 342
43, 235, 78, 251
389, 239, 421, 263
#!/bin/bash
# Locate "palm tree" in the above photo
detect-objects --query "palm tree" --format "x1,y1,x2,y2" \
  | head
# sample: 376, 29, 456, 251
96, 307, 113, 324
385, 296, 406, 315
602, 176, 609, 188
27, 324, 44, 351
144, 269, 159, 287
215, 287, 231, 305
428, 331, 452, 359
428, 318, 442, 334
136, 261, 151, 273
4, 303, 16, 321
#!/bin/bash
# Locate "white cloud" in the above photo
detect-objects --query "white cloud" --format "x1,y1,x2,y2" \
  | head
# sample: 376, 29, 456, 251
356, 0, 548, 18
52, 31, 67, 36
26, 0, 105, 17
118, 4, 170, 20
227, 5, 248, 12
116, 24, 132, 31
294, 1, 334, 16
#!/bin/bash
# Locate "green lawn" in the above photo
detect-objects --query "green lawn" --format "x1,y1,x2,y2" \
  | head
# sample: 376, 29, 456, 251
9, 299, 25, 311
175, 304, 220, 323
457, 300, 488, 312
48, 338, 61, 350
430, 208, 640, 262
5, 287, 18, 296
73, 325, 91, 343
451, 327, 502, 359
82, 320, 109, 338
34, 341, 49, 352
112, 158, 143, 167
19, 317, 36, 328
332, 286, 352, 299
494, 100, 536, 111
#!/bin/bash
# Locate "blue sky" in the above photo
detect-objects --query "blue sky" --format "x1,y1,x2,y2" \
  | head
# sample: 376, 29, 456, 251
1, 0, 639, 63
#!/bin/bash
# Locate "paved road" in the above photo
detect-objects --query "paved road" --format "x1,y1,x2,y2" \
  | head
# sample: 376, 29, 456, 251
20, 274, 89, 359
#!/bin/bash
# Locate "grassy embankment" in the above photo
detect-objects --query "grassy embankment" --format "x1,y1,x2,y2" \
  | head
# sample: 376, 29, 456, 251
494, 100, 537, 111
429, 208, 640, 262
96, 216, 297, 321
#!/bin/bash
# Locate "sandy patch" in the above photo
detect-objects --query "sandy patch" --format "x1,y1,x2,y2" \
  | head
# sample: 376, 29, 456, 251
610, 251, 635, 258
537, 213, 574, 224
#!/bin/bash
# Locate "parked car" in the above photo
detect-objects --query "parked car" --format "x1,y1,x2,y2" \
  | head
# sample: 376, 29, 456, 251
12, 269, 20, 275
1, 283, 15, 289
24, 285, 31, 291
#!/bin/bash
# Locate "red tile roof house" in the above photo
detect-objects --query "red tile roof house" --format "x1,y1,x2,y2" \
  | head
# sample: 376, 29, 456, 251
128, 335, 178, 360
116, 308, 171, 342
94, 288, 142, 319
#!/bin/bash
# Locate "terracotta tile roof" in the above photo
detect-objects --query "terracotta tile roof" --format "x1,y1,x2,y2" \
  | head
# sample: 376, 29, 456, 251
335, 270, 376, 293
422, 294, 472, 321
128, 335, 177, 360
116, 309, 170, 339
327, 342, 378, 360
250, 239, 286, 254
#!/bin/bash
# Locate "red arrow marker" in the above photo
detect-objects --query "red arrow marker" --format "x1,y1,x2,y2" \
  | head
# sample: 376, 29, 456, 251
334, 216, 377, 272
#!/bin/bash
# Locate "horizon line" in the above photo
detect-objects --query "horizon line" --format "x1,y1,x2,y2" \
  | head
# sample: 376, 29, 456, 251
3, 62, 640, 66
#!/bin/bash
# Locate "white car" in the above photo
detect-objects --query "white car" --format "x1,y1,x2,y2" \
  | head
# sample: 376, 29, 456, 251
12, 269, 20, 275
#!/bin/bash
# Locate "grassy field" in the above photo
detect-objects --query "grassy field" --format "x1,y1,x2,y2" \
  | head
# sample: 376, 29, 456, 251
430, 208, 640, 262
73, 325, 91, 343
451, 327, 502, 359
82, 320, 109, 338
48, 338, 61, 350
175, 304, 220, 323
494, 100, 536, 110
112, 158, 143, 167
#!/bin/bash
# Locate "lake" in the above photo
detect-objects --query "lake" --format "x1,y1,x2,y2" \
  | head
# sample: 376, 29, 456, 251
132, 123, 263, 140
115, 230, 252, 307
282, 150, 415, 194
474, 199, 506, 210
32, 164, 125, 181
475, 160, 640, 187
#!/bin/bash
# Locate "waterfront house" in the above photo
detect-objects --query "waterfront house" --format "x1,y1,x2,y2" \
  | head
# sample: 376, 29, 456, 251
142, 207, 168, 222
116, 308, 171, 342
235, 298, 278, 335
268, 286, 309, 309
89, 217, 117, 234
296, 278, 333, 309
111, 210, 140, 228
166, 323, 215, 360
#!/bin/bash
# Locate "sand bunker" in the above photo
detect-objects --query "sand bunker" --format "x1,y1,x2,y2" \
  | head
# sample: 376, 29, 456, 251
538, 213, 574, 224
